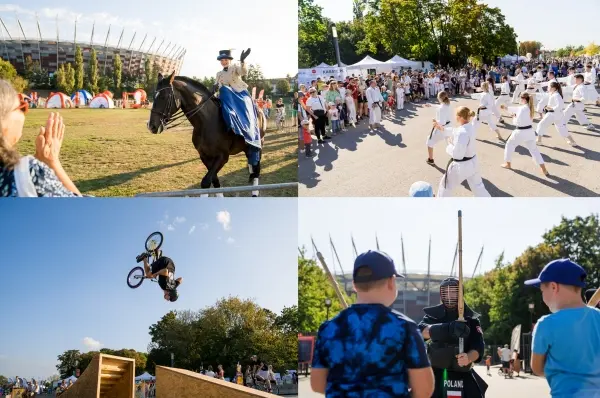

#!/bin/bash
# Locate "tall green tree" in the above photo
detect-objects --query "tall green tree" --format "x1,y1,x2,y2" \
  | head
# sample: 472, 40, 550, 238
298, 252, 354, 333
275, 79, 291, 95
86, 48, 99, 93
55, 64, 67, 93
112, 53, 122, 94
65, 63, 75, 94
74, 45, 84, 90
56, 350, 81, 379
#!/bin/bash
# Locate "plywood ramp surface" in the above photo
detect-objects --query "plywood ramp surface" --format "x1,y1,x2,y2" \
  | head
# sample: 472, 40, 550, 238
60, 354, 135, 398
156, 366, 278, 398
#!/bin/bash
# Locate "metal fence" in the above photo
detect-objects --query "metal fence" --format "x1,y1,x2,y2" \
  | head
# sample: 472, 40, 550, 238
135, 182, 298, 197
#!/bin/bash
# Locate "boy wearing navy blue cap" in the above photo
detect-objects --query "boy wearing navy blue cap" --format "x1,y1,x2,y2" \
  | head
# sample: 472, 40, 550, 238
310, 250, 434, 398
525, 259, 600, 397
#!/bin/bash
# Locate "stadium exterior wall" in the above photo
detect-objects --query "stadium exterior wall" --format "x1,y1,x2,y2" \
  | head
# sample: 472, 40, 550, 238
2, 39, 184, 76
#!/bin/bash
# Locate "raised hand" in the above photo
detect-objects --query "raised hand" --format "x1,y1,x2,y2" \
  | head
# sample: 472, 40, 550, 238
35, 112, 65, 168
240, 48, 251, 63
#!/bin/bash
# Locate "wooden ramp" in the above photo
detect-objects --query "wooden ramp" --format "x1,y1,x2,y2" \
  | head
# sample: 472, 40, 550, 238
60, 354, 135, 398
156, 366, 278, 398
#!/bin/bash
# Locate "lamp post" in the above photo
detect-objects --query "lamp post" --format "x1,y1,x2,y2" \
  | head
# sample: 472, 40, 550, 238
331, 24, 342, 68
528, 303, 535, 331
325, 298, 332, 321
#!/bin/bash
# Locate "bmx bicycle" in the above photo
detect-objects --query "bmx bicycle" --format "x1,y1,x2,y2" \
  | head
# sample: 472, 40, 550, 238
127, 231, 164, 289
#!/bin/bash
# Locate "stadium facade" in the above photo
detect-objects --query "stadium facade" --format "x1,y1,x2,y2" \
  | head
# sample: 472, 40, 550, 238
1, 17, 185, 76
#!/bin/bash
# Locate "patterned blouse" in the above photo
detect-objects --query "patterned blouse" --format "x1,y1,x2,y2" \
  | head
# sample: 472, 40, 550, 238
0, 157, 78, 197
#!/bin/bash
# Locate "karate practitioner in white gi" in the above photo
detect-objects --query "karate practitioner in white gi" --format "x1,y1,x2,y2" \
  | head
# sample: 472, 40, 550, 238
366, 79, 384, 130
510, 69, 526, 104
477, 82, 504, 142
500, 92, 549, 176
425, 91, 453, 165
496, 76, 512, 124
536, 82, 577, 146
436, 106, 491, 197
536, 71, 558, 118
563, 74, 595, 131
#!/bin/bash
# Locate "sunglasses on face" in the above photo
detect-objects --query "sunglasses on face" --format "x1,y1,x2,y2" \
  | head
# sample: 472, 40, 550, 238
15, 96, 29, 115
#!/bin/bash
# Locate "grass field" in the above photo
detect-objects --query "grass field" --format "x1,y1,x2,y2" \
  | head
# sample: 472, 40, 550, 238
18, 108, 298, 197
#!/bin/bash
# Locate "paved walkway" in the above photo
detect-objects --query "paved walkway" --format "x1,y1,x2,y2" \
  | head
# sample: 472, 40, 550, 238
299, 93, 600, 197
297, 365, 551, 397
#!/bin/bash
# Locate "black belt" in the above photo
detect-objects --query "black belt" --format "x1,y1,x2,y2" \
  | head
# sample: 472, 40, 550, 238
517, 125, 532, 129
477, 107, 487, 120
429, 121, 451, 139
501, 93, 509, 96
444, 156, 475, 188
543, 108, 554, 113
584, 82, 591, 85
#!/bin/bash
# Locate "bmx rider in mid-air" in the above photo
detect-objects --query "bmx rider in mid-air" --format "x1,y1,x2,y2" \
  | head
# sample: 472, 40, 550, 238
141, 250, 183, 302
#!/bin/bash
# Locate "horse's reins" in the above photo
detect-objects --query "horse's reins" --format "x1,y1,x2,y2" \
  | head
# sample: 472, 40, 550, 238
151, 85, 217, 130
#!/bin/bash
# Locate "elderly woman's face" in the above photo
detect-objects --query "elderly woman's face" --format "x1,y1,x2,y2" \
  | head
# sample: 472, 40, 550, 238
2, 96, 25, 148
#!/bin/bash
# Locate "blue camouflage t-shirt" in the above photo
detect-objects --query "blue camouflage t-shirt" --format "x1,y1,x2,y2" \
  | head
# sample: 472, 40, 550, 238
312, 303, 430, 397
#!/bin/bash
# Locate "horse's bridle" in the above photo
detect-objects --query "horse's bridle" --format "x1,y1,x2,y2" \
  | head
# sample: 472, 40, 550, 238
150, 84, 216, 130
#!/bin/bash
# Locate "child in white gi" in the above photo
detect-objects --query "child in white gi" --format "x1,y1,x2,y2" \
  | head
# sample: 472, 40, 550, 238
435, 106, 491, 197
425, 91, 452, 165
500, 92, 549, 176
496, 75, 512, 124
344, 90, 357, 128
510, 68, 526, 104
477, 82, 504, 142
396, 83, 405, 110
536, 82, 577, 147
564, 74, 595, 131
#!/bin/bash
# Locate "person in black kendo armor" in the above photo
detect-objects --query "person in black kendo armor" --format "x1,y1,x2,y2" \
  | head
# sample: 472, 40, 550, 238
418, 277, 488, 398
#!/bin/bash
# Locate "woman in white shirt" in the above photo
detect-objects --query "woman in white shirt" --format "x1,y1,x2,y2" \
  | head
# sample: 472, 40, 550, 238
500, 92, 549, 176
477, 82, 504, 142
305, 88, 329, 144
535, 82, 577, 146
425, 91, 452, 165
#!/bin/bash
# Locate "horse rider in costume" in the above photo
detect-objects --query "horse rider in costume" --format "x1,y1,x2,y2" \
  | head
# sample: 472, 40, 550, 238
419, 277, 488, 397
214, 48, 262, 169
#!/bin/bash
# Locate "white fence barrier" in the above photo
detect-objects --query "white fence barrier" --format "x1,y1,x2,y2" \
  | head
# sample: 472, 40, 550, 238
135, 182, 298, 197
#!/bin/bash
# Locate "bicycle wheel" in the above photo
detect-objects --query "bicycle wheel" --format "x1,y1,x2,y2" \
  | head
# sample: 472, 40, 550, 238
127, 266, 145, 289
145, 231, 163, 252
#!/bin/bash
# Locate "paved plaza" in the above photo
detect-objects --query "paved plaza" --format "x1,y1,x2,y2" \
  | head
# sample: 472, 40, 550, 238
299, 93, 600, 197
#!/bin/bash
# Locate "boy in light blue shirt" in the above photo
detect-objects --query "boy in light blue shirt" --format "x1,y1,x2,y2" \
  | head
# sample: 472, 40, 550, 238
525, 259, 600, 398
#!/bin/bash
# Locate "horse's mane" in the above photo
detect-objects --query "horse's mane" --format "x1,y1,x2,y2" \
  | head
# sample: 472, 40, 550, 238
174, 76, 213, 98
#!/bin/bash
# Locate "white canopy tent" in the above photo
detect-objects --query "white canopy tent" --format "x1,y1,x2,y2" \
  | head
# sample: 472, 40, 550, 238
135, 372, 155, 382
347, 55, 393, 74
315, 62, 331, 68
386, 55, 413, 69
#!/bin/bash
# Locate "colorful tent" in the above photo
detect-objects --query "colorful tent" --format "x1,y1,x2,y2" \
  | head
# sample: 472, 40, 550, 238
89, 93, 115, 108
133, 89, 147, 104
46, 92, 73, 109
71, 90, 93, 106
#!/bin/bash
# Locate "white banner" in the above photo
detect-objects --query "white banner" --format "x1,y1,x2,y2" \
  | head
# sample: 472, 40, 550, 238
297, 67, 348, 87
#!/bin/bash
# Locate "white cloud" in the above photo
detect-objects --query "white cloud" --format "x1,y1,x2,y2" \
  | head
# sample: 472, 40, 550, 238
174, 216, 186, 224
82, 337, 102, 350
227, 237, 235, 244
189, 225, 196, 235
167, 225, 175, 231
216, 211, 231, 230
199, 223, 209, 231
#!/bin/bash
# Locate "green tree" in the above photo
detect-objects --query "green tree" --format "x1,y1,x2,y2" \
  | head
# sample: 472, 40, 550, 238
0, 58, 27, 91
55, 64, 67, 93
298, 253, 354, 333
24, 55, 35, 80
143, 58, 159, 95
86, 48, 99, 93
56, 350, 81, 379
519, 41, 543, 57
64, 63, 75, 94
275, 79, 291, 95
0, 375, 7, 386
192, 76, 216, 89
74, 45, 84, 90
113, 53, 122, 94
298, 0, 332, 68
97, 75, 111, 93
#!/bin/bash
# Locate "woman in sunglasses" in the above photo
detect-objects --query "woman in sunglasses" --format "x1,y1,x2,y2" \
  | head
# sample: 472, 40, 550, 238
0, 80, 80, 197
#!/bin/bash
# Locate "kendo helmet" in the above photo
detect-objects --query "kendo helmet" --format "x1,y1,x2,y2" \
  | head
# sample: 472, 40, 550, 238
440, 277, 461, 308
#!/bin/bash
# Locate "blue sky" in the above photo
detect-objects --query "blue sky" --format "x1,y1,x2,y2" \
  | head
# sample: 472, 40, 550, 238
0, 0, 297, 78
316, 0, 599, 50
0, 199, 297, 380
299, 198, 600, 277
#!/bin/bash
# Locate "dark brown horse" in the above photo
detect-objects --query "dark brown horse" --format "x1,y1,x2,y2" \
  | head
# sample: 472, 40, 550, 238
147, 72, 266, 196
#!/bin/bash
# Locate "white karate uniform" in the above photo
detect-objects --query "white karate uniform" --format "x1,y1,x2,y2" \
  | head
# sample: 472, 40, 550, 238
536, 91, 569, 138
487, 84, 501, 119
511, 73, 526, 103
426, 103, 452, 148
396, 88, 405, 110
536, 79, 558, 114
564, 84, 591, 126
504, 105, 544, 165
437, 122, 490, 197
366, 86, 384, 125
583, 71, 599, 103
345, 95, 356, 124
477, 92, 498, 132
496, 82, 512, 110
